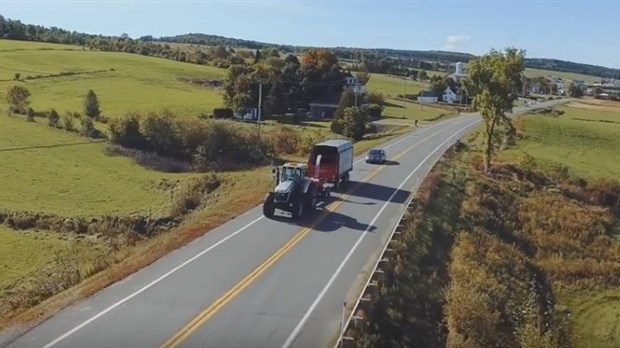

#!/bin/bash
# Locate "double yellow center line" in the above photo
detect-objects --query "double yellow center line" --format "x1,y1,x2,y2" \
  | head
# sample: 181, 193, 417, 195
160, 126, 448, 348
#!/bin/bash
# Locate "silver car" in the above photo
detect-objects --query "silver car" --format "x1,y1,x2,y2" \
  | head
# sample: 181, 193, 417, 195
365, 148, 386, 164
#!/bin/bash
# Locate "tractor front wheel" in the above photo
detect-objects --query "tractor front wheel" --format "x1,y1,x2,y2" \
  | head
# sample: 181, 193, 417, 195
263, 193, 275, 218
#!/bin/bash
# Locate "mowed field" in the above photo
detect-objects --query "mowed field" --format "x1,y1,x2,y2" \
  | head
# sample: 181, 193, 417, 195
365, 73, 455, 121
523, 67, 603, 83
501, 99, 620, 179
0, 40, 227, 117
0, 114, 196, 216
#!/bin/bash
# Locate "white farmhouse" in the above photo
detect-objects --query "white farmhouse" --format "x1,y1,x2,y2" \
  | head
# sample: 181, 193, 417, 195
442, 87, 459, 103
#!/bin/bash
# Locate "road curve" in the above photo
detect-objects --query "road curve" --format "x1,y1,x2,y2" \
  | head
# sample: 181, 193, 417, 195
2, 99, 569, 348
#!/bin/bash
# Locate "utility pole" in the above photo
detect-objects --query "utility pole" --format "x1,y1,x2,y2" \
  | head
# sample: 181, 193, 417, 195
257, 81, 262, 138
402, 76, 406, 118
354, 81, 360, 108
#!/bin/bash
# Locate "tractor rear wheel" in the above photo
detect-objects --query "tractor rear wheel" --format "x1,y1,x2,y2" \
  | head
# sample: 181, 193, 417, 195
291, 196, 304, 220
307, 183, 317, 211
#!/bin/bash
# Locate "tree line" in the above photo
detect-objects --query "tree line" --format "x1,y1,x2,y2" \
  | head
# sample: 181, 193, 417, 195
2, 14, 618, 79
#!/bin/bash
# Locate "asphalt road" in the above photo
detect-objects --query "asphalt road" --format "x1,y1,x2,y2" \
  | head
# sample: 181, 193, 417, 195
2, 99, 570, 348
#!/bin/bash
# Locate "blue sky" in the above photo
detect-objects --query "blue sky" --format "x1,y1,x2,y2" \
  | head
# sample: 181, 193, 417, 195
1, 0, 619, 68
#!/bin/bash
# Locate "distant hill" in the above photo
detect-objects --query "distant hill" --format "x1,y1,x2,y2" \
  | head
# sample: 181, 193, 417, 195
154, 33, 620, 79
1, 14, 619, 79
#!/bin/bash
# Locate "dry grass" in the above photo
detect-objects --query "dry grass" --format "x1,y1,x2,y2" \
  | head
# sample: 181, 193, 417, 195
565, 98, 620, 113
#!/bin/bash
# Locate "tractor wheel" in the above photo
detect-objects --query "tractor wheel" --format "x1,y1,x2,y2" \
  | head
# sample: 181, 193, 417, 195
263, 193, 275, 218
324, 187, 331, 199
340, 172, 349, 190
307, 183, 317, 211
291, 197, 304, 220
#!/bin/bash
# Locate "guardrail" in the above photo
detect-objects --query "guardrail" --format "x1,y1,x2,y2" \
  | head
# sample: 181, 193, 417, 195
332, 183, 418, 348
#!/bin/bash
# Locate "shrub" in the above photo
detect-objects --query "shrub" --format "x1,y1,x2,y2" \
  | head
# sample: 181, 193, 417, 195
26, 107, 35, 122
62, 114, 74, 131
108, 110, 274, 171
331, 107, 368, 140
366, 103, 384, 119
267, 126, 302, 155
79, 116, 99, 138
47, 109, 60, 127
169, 174, 221, 217
108, 113, 144, 148
364, 92, 385, 105
213, 108, 233, 119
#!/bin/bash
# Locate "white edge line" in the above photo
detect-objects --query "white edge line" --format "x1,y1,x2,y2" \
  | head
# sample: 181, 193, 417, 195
281, 119, 482, 348
38, 116, 463, 348
41, 215, 264, 348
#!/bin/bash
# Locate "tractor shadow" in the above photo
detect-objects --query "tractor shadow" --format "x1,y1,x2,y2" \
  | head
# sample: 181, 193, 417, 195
269, 207, 377, 233
333, 181, 411, 205
267, 180, 410, 233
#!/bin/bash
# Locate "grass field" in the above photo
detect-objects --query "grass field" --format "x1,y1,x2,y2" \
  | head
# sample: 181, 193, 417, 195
365, 73, 454, 121
0, 40, 227, 118
556, 288, 620, 348
0, 114, 196, 216
0, 226, 80, 290
366, 73, 428, 97
501, 99, 620, 179
524, 67, 603, 83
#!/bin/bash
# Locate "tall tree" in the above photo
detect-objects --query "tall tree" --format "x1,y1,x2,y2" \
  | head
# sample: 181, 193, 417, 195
464, 47, 525, 172
354, 69, 371, 85
83, 89, 101, 118
567, 82, 584, 98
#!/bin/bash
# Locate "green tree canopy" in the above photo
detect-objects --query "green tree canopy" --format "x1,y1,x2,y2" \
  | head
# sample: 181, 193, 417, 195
464, 47, 526, 172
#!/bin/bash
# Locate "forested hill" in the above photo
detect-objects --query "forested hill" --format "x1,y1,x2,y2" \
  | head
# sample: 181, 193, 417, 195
1, 14, 619, 79
156, 33, 620, 78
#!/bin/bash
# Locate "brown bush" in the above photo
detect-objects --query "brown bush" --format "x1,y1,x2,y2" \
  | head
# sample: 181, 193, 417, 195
169, 174, 221, 217
266, 125, 302, 155
0, 210, 176, 237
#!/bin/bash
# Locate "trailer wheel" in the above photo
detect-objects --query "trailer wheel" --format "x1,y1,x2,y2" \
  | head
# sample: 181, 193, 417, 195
340, 172, 350, 189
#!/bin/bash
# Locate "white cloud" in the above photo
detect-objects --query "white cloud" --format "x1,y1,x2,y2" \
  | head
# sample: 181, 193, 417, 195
443, 35, 471, 50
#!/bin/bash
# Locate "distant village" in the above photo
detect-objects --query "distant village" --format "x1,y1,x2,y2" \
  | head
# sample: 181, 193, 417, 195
417, 61, 620, 106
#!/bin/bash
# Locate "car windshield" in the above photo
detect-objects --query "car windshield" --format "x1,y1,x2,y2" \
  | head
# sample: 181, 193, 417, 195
369, 149, 382, 155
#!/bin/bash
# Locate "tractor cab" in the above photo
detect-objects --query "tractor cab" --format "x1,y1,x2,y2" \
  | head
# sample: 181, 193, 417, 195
272, 162, 308, 185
